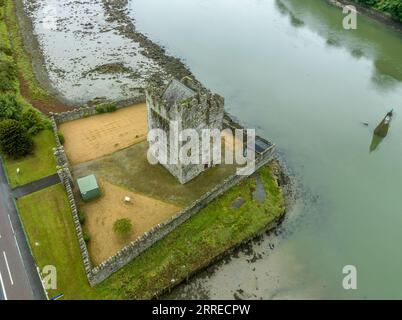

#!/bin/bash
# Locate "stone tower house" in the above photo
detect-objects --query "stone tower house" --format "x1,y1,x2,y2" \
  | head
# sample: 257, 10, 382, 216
146, 77, 225, 184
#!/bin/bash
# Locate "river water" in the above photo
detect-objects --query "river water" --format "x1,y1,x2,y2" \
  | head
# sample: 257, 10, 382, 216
27, 0, 402, 299
126, 0, 402, 299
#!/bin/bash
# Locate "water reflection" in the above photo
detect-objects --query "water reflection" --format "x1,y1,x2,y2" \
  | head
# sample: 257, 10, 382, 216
374, 60, 402, 82
275, 0, 305, 28
369, 133, 384, 152
285, 0, 402, 86
129, 0, 402, 299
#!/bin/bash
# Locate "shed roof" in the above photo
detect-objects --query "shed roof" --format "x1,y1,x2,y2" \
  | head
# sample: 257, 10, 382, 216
162, 79, 196, 106
77, 174, 99, 193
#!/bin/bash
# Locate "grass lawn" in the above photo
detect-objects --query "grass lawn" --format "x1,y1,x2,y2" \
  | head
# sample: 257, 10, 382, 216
98, 164, 285, 299
17, 163, 285, 300
17, 184, 102, 300
4, 130, 57, 188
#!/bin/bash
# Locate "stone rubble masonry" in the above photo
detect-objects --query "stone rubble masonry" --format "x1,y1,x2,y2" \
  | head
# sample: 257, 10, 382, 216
57, 166, 94, 283
49, 95, 276, 287
89, 147, 275, 285
49, 96, 146, 124
146, 78, 225, 184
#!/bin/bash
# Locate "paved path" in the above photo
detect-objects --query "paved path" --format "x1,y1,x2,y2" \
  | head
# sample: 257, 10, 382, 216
0, 158, 47, 300
12, 174, 60, 199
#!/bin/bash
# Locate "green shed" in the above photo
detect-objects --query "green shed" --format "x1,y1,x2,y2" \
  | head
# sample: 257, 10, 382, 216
77, 174, 101, 201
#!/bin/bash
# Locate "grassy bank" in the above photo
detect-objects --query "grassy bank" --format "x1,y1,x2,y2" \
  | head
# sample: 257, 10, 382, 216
17, 164, 285, 300
2, 0, 51, 102
0, 0, 57, 187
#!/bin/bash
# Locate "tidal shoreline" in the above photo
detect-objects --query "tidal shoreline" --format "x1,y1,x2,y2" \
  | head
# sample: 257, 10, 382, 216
16, 0, 197, 106
153, 158, 296, 299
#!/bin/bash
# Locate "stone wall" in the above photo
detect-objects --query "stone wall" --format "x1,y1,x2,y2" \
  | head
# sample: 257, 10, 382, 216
89, 146, 275, 285
49, 95, 146, 168
49, 98, 277, 287
57, 166, 94, 283
50, 95, 145, 124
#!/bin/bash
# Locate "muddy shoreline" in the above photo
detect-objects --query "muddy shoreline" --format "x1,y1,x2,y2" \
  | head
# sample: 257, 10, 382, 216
101, 0, 194, 83
16, 0, 200, 107
13, 0, 74, 109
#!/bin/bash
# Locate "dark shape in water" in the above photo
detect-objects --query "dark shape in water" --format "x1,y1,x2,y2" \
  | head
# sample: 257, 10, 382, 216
369, 133, 384, 152
374, 110, 393, 138
370, 110, 393, 152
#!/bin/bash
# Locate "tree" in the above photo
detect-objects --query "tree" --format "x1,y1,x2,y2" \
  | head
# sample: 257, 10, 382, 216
113, 218, 133, 237
0, 119, 33, 158
20, 108, 45, 135
385, 0, 402, 22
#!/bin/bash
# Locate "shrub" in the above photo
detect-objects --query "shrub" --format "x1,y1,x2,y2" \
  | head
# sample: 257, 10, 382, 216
0, 44, 12, 56
78, 210, 86, 225
0, 94, 22, 120
0, 119, 34, 158
83, 232, 91, 243
0, 61, 17, 92
95, 105, 106, 113
57, 131, 65, 145
43, 118, 52, 130
113, 218, 133, 237
95, 102, 117, 113
105, 103, 117, 112
21, 109, 45, 135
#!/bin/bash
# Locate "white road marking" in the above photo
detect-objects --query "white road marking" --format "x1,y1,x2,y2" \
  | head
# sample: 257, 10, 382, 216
0, 270, 7, 300
3, 251, 13, 286
7, 215, 14, 234
14, 235, 23, 260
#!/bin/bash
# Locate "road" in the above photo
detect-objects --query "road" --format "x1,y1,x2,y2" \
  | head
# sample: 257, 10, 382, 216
0, 159, 46, 300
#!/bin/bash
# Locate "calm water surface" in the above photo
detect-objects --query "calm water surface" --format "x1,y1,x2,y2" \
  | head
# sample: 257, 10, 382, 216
128, 0, 402, 299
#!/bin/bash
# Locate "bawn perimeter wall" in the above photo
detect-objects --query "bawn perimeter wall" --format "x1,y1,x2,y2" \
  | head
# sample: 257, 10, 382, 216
90, 148, 275, 285
49, 98, 276, 286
